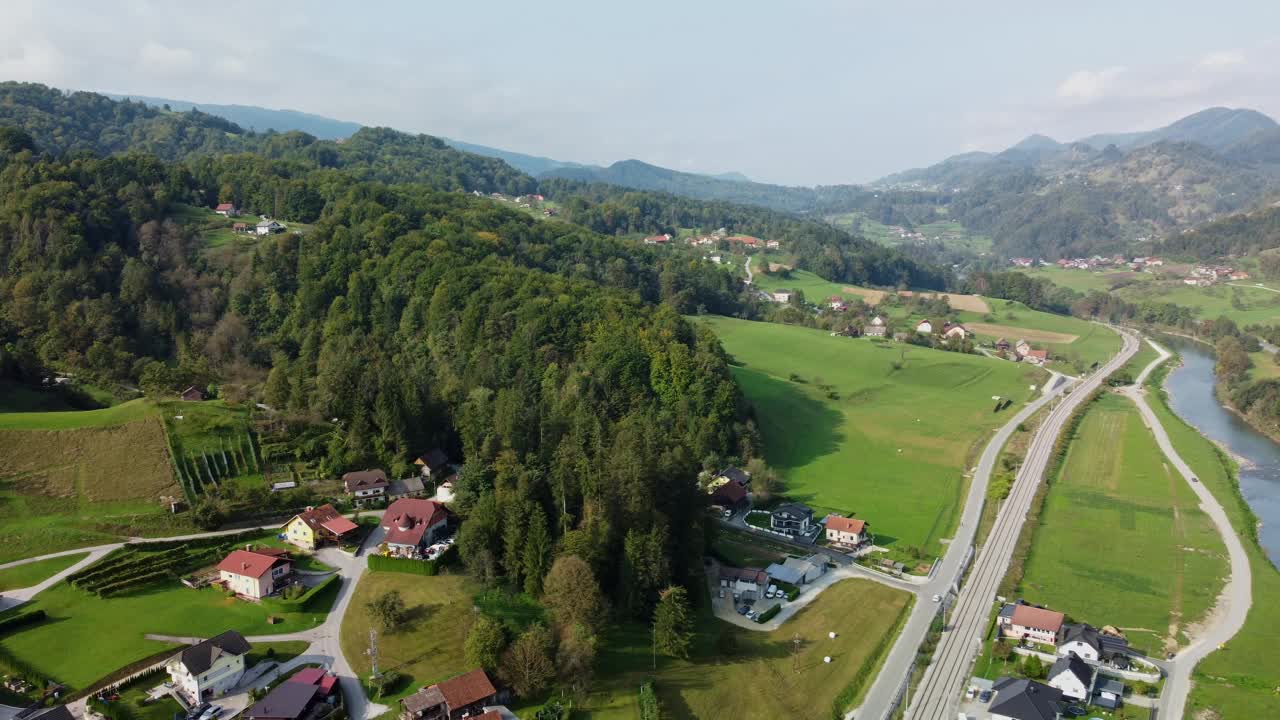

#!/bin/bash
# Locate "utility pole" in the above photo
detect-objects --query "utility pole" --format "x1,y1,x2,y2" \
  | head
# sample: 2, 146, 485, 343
792, 632, 801, 674
367, 628, 380, 679
652, 621, 657, 670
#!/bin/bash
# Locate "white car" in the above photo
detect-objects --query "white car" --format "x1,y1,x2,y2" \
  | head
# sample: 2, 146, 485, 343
198, 706, 222, 720
767, 584, 778, 598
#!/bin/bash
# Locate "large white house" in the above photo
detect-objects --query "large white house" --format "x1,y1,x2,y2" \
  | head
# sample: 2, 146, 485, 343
1047, 655, 1093, 701
217, 548, 292, 599
166, 631, 251, 704
997, 602, 1066, 645
824, 514, 868, 547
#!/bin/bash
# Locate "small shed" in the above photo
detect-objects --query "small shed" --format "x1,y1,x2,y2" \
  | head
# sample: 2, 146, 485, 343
179, 386, 206, 402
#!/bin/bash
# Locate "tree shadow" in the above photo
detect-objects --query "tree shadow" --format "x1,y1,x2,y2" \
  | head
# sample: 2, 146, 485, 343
733, 367, 844, 471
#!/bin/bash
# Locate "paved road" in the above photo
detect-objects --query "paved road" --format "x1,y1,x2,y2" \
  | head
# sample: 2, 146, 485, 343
744, 255, 754, 284
849, 370, 1075, 719
901, 327, 1138, 720
1122, 339, 1252, 720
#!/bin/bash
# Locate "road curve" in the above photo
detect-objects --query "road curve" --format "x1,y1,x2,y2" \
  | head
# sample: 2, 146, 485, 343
850, 370, 1073, 718
903, 326, 1138, 720
1122, 339, 1252, 720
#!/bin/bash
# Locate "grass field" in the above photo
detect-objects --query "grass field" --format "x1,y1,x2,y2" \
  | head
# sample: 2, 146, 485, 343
1017, 267, 1154, 294
0, 573, 339, 690
0, 398, 156, 430
0, 553, 88, 591
699, 316, 1045, 555
1142, 364, 1280, 718
957, 299, 1122, 371
579, 579, 912, 718
825, 211, 993, 254
1017, 393, 1227, 656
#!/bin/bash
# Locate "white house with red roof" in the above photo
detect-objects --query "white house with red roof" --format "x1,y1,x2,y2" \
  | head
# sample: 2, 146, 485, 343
218, 548, 292, 599
824, 514, 869, 547
916, 319, 933, 334
380, 498, 449, 558
214, 202, 238, 216
997, 601, 1066, 645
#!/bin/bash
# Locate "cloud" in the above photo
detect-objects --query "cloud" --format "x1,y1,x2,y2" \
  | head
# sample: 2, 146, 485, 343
136, 41, 196, 76
1199, 49, 1246, 69
1056, 66, 1126, 104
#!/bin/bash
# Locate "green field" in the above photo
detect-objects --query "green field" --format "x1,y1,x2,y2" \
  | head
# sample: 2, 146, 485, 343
160, 400, 263, 493
1141, 363, 1280, 718
699, 316, 1045, 554
579, 579, 911, 718
0, 398, 156, 430
1017, 266, 1154, 294
0, 570, 338, 690
825, 211, 993, 254
0, 553, 89, 591
1018, 393, 1226, 655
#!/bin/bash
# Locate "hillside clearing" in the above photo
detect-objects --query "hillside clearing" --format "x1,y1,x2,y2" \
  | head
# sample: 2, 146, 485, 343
962, 323, 1079, 345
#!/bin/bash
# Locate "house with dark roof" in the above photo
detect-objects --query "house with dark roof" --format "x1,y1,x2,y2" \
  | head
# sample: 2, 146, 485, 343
717, 466, 751, 487
388, 476, 428, 500
1056, 623, 1131, 662
166, 631, 252, 704
180, 386, 206, 402
765, 554, 827, 585
380, 498, 449, 558
988, 677, 1063, 720
217, 548, 293, 599
717, 565, 769, 600
1093, 678, 1124, 710
1047, 655, 1093, 701
997, 601, 1066, 645
245, 679, 321, 720
343, 469, 389, 506
400, 669, 498, 720
710, 480, 748, 511
283, 504, 359, 550
414, 449, 451, 479
770, 503, 814, 535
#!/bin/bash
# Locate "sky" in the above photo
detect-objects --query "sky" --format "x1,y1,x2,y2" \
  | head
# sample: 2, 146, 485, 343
4, 0, 1280, 185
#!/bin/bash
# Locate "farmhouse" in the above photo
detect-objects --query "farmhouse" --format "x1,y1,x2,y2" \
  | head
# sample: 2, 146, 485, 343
710, 480, 748, 512
217, 548, 293, 599
718, 565, 769, 600
643, 233, 673, 244
180, 386, 206, 402
380, 497, 449, 557
343, 469, 389, 505
988, 677, 1063, 720
865, 324, 888, 338
1046, 655, 1092, 702
942, 322, 968, 340
282, 503, 359, 550
166, 630, 251, 704
256, 219, 286, 235
1024, 349, 1049, 366
996, 337, 1011, 352
770, 291, 793, 303
915, 319, 933, 334
717, 466, 751, 488
414, 449, 452, 479
214, 202, 238, 216
1015, 339, 1032, 357
997, 601, 1066, 645
770, 502, 813, 535
400, 668, 499, 720
232, 222, 250, 234
824, 514, 868, 547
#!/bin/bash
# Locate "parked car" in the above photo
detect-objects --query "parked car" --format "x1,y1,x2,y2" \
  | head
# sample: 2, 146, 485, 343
746, 610, 757, 620
965, 687, 975, 700
198, 706, 223, 720
718, 589, 725, 599
723, 508, 733, 518
767, 584, 778, 598
738, 605, 749, 615
977, 690, 992, 703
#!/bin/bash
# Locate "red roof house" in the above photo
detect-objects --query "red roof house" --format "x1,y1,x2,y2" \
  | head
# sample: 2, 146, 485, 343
217, 549, 292, 599
214, 202, 238, 216
380, 498, 449, 557
401, 669, 498, 720
283, 503, 359, 550
824, 514, 868, 546
286, 667, 339, 697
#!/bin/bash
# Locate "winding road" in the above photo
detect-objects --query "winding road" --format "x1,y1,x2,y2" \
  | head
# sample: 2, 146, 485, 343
1122, 339, 1252, 720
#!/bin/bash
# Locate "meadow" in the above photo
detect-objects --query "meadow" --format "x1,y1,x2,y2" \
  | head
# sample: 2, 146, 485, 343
699, 316, 1045, 555
1017, 393, 1226, 656
577, 579, 912, 719
824, 211, 993, 254
1017, 266, 1154, 294
0, 552, 89, 591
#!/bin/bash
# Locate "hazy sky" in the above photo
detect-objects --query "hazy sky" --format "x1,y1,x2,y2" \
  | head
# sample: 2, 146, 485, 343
5, 0, 1280, 184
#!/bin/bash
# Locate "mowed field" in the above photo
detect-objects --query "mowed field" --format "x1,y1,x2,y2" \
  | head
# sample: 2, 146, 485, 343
957, 299, 1121, 371
699, 316, 1045, 554
1018, 394, 1226, 656
0, 401, 191, 563
579, 579, 912, 719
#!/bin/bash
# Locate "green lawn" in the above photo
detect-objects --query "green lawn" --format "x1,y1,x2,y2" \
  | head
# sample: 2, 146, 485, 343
579, 579, 912, 718
0, 575, 338, 690
957, 298, 1123, 372
1017, 393, 1227, 656
825, 211, 993, 254
0, 398, 156, 430
1143, 363, 1280, 718
698, 316, 1045, 555
1017, 266, 1154, 294
0, 553, 89, 591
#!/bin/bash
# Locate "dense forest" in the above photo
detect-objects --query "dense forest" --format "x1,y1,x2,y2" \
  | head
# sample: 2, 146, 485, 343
1160, 204, 1280, 262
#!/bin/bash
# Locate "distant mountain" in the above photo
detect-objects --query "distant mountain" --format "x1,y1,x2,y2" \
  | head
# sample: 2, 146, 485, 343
438, 137, 590, 176
541, 159, 821, 212
1078, 107, 1278, 152
105, 93, 363, 140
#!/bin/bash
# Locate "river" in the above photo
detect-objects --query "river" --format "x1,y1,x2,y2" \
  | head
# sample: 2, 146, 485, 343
1162, 337, 1280, 567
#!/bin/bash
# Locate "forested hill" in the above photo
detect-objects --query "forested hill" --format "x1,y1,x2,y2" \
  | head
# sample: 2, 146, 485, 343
1160, 203, 1280, 261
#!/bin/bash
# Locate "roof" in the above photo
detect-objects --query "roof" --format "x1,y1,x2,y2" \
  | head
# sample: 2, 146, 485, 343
217, 550, 290, 580
381, 498, 448, 547
177, 630, 251, 675
773, 502, 812, 519
23, 707, 74, 720
288, 504, 357, 537
1027, 349, 1049, 360
401, 686, 445, 715
1095, 678, 1124, 694
287, 667, 338, 696
1062, 623, 1100, 650
917, 318, 932, 327
1010, 603, 1065, 632
389, 476, 426, 496
215, 203, 235, 211
765, 563, 803, 585
475, 712, 502, 720
1049, 655, 1093, 688
433, 668, 497, 709
989, 677, 1063, 720
825, 514, 866, 535
256, 219, 282, 228
711, 481, 747, 505
783, 556, 819, 577
343, 469, 389, 493
414, 449, 450, 471
718, 565, 768, 585
246, 679, 318, 720
718, 466, 750, 486
233, 222, 248, 228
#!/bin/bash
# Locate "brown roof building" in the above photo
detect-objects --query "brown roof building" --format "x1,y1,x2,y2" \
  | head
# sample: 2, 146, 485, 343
400, 669, 498, 720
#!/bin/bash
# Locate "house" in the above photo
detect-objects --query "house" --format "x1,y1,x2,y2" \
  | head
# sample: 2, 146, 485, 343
643, 233, 673, 245
400, 669, 498, 720
380, 498, 449, 557
217, 548, 293, 599
1058, 623, 1130, 662
1047, 655, 1092, 702
765, 239, 780, 249
282, 504, 359, 550
996, 337, 1011, 352
765, 554, 827, 585
943, 322, 968, 340
997, 601, 1066, 645
214, 202, 238, 216
287, 667, 339, 698
245, 679, 321, 720
916, 319, 933, 334
415, 449, 451, 479
1024, 349, 1049, 366
388, 476, 428, 500
869, 315, 885, 327
180, 386, 206, 402
710, 480, 748, 511
1230, 271, 1251, 280
1092, 678, 1124, 710
770, 502, 813, 535
770, 291, 793, 303
717, 466, 751, 488
1015, 339, 1032, 357
865, 324, 888, 338
166, 630, 252, 704
232, 222, 249, 234
343, 469, 389, 505
824, 514, 868, 547
256, 219, 286, 235
988, 677, 1063, 720
718, 565, 768, 600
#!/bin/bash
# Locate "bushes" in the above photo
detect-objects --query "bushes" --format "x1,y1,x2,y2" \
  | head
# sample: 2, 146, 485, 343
263, 575, 339, 611
638, 680, 662, 720
756, 604, 781, 623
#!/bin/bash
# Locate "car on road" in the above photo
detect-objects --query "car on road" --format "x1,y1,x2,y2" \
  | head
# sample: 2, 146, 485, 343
1191, 476, 1199, 483
931, 594, 941, 602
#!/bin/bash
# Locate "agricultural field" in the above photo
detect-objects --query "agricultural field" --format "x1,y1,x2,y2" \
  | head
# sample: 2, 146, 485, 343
160, 400, 263, 495
0, 403, 193, 563
698, 316, 1045, 555
1142, 364, 1280, 719
0, 552, 89, 591
956, 299, 1122, 372
171, 204, 313, 251
825, 211, 993, 254
1017, 394, 1226, 656
579, 579, 912, 718
1016, 266, 1154, 294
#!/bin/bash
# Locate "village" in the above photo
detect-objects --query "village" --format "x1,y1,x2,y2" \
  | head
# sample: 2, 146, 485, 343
1009, 254, 1252, 286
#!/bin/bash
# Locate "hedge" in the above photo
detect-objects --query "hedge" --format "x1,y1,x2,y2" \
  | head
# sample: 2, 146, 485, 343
262, 574, 339, 611
638, 680, 662, 720
0, 610, 46, 637
366, 548, 453, 575
756, 604, 781, 623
